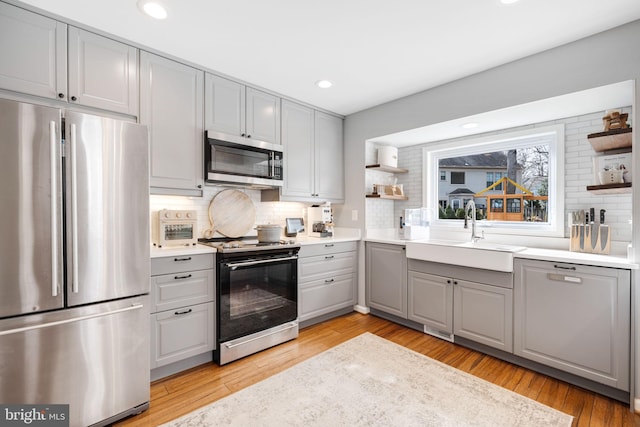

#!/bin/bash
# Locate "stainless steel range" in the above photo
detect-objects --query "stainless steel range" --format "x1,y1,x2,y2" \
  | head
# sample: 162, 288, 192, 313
199, 237, 300, 364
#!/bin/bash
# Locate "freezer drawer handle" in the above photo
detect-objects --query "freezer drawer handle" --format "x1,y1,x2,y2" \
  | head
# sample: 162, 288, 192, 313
49, 121, 59, 298
547, 273, 582, 284
174, 309, 193, 315
174, 257, 192, 262
0, 303, 144, 336
174, 274, 192, 280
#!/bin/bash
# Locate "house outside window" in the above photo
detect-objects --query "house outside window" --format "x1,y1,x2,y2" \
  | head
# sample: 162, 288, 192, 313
440, 170, 446, 181
450, 171, 465, 184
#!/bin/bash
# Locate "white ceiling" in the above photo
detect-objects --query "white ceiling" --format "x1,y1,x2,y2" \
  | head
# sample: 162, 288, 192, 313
13, 0, 640, 116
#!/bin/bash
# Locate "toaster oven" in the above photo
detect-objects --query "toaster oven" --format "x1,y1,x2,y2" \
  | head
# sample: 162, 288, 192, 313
152, 209, 198, 247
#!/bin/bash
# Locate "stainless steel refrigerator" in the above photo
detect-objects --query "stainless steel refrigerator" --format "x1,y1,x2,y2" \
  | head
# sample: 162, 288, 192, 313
0, 98, 151, 426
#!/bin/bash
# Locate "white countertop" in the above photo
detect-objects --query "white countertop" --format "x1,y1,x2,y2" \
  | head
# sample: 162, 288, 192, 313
366, 229, 638, 270
150, 244, 216, 259
514, 247, 638, 269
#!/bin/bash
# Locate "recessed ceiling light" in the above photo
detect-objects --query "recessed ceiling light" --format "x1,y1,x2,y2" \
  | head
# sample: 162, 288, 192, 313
315, 80, 333, 89
461, 122, 479, 129
137, 0, 168, 19
500, 0, 520, 4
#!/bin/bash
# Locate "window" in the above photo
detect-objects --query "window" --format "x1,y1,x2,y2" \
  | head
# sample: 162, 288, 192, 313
424, 125, 564, 237
440, 171, 446, 181
450, 171, 465, 184
486, 172, 503, 191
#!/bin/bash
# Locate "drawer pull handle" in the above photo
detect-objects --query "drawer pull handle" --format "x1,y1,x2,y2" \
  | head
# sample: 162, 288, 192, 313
174, 308, 193, 315
174, 274, 192, 280
174, 257, 192, 262
324, 244, 334, 248
325, 278, 335, 283
553, 264, 576, 271
325, 255, 334, 260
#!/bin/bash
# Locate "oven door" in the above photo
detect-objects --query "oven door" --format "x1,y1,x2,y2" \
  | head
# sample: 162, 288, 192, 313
218, 253, 297, 343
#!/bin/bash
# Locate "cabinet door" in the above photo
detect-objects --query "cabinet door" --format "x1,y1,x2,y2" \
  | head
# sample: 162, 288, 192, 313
140, 52, 204, 195
408, 271, 453, 334
67, 27, 138, 115
366, 243, 407, 318
314, 111, 344, 202
0, 3, 67, 100
150, 302, 215, 368
514, 259, 630, 390
204, 73, 245, 136
281, 100, 315, 198
454, 280, 513, 352
246, 87, 279, 144
299, 273, 355, 321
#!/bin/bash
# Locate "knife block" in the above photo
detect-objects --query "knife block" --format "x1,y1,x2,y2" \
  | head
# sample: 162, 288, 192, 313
569, 224, 611, 254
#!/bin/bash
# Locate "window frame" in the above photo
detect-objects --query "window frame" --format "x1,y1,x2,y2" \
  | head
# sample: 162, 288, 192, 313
423, 124, 565, 237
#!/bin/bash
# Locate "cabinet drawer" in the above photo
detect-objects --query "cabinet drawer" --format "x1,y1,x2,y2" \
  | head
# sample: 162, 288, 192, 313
150, 269, 214, 313
298, 241, 357, 258
299, 273, 355, 321
151, 253, 214, 276
298, 251, 355, 282
150, 302, 215, 369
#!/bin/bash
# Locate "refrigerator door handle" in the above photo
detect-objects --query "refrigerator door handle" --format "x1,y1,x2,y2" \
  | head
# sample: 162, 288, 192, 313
0, 303, 144, 337
70, 123, 79, 293
49, 121, 59, 298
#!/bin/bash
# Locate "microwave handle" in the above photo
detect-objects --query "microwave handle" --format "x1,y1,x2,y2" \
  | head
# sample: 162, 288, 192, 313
270, 152, 275, 178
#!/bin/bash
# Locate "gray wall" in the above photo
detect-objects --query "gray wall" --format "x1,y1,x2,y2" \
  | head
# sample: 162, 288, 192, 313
343, 19, 640, 406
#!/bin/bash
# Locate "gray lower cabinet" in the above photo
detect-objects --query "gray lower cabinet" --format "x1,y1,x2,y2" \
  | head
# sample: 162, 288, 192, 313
407, 259, 513, 351
0, 3, 138, 115
514, 258, 630, 391
150, 254, 215, 369
298, 241, 357, 323
366, 242, 407, 318
140, 52, 204, 195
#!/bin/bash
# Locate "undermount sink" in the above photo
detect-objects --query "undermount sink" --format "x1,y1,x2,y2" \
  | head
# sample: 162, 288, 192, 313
405, 239, 526, 272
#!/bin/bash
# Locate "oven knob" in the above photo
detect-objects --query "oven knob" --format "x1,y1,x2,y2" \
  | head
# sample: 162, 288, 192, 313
186, 212, 193, 218
222, 243, 231, 249
231, 243, 240, 248
176, 212, 182, 218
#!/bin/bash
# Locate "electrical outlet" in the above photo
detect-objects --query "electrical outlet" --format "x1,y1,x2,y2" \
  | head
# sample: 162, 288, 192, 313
352, 210, 358, 221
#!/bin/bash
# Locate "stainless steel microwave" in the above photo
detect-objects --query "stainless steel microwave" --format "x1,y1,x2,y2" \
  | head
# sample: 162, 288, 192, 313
205, 130, 283, 189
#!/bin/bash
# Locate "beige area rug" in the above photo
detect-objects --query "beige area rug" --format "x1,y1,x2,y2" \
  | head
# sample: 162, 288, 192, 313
161, 333, 573, 427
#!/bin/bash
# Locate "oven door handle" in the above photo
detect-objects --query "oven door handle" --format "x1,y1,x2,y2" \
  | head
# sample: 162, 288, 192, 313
225, 255, 298, 270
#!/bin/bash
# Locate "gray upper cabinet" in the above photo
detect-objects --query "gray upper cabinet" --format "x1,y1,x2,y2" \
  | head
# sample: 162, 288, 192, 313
140, 52, 204, 196
281, 100, 344, 202
205, 73, 280, 144
0, 2, 66, 100
0, 3, 138, 116
281, 100, 315, 198
67, 27, 138, 115
314, 111, 344, 201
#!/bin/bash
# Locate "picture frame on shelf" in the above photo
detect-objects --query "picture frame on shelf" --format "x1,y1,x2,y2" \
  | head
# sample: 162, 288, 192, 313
593, 152, 632, 185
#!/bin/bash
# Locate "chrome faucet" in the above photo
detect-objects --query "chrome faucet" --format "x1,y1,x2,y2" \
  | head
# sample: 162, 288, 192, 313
464, 200, 483, 242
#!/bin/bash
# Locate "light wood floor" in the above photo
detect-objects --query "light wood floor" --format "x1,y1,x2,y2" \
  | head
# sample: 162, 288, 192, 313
115, 312, 640, 426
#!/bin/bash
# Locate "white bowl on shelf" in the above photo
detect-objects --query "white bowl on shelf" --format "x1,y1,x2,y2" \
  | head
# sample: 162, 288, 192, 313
599, 170, 624, 184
